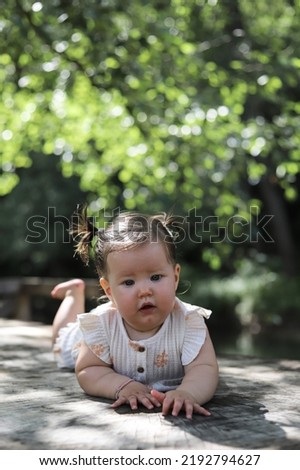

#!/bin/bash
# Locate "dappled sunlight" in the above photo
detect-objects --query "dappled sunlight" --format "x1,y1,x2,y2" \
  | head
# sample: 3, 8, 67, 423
1, 320, 299, 449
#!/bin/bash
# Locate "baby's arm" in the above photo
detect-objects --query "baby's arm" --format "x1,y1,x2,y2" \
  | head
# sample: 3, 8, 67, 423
151, 329, 219, 419
75, 342, 161, 410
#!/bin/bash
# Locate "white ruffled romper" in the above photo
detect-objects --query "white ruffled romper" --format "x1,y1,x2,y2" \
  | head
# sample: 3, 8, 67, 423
53, 297, 212, 392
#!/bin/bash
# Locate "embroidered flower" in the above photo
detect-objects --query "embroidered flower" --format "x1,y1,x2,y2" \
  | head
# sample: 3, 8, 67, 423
154, 351, 168, 368
90, 343, 106, 356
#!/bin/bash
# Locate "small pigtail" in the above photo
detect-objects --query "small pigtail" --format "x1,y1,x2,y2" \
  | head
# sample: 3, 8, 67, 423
71, 204, 98, 265
155, 212, 178, 241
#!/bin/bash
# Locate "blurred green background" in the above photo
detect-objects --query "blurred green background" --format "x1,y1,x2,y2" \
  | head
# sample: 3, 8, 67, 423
1, 0, 300, 359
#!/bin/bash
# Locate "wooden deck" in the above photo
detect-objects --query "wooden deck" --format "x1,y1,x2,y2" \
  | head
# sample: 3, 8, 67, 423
0, 318, 299, 450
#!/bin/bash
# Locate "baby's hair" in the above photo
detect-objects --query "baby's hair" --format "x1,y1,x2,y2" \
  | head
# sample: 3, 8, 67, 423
71, 205, 179, 280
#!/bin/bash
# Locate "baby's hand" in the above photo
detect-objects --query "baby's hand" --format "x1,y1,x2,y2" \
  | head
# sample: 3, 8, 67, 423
111, 381, 162, 411
151, 389, 211, 419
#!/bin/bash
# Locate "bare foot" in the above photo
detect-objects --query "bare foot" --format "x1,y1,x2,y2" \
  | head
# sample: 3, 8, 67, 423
51, 279, 85, 300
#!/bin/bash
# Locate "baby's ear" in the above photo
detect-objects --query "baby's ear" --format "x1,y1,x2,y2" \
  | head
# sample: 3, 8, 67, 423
174, 263, 181, 289
100, 278, 112, 299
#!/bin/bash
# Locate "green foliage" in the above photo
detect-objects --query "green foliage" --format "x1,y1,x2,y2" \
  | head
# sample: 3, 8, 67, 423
0, 153, 91, 278
1, 0, 300, 276
183, 258, 300, 332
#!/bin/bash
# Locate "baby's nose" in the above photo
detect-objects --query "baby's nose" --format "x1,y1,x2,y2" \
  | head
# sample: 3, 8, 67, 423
138, 282, 152, 297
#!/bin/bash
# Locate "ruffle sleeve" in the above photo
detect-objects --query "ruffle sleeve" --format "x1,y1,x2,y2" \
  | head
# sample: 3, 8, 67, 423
78, 302, 115, 365
177, 299, 212, 366
52, 320, 83, 369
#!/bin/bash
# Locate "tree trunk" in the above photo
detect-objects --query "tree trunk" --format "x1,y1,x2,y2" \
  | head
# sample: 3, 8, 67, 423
259, 175, 298, 277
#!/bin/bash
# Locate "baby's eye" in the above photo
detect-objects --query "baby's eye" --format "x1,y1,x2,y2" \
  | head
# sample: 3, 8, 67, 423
151, 274, 162, 281
123, 279, 134, 286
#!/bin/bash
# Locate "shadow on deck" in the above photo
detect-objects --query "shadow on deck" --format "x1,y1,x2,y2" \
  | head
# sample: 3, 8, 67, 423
0, 319, 299, 450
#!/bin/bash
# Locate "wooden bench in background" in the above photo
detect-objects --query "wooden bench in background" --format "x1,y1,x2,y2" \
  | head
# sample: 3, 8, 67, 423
0, 277, 100, 321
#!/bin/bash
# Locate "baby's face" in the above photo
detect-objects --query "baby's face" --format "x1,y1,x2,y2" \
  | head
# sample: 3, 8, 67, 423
100, 241, 180, 339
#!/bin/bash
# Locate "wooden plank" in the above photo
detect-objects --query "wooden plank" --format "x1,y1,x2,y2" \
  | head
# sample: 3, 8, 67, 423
19, 277, 100, 297
0, 318, 299, 450
0, 279, 21, 295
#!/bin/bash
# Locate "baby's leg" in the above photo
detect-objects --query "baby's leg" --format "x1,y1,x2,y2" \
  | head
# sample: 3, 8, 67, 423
51, 279, 85, 344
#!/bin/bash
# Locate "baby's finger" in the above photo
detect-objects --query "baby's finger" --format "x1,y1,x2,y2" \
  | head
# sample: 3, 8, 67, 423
136, 392, 162, 409
193, 404, 211, 416
150, 389, 165, 404
183, 401, 194, 420
111, 396, 127, 409
170, 398, 185, 417
128, 395, 139, 410
161, 396, 176, 416
137, 395, 155, 410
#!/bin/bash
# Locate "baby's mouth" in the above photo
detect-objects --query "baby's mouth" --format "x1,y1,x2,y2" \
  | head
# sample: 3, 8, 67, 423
140, 303, 155, 311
